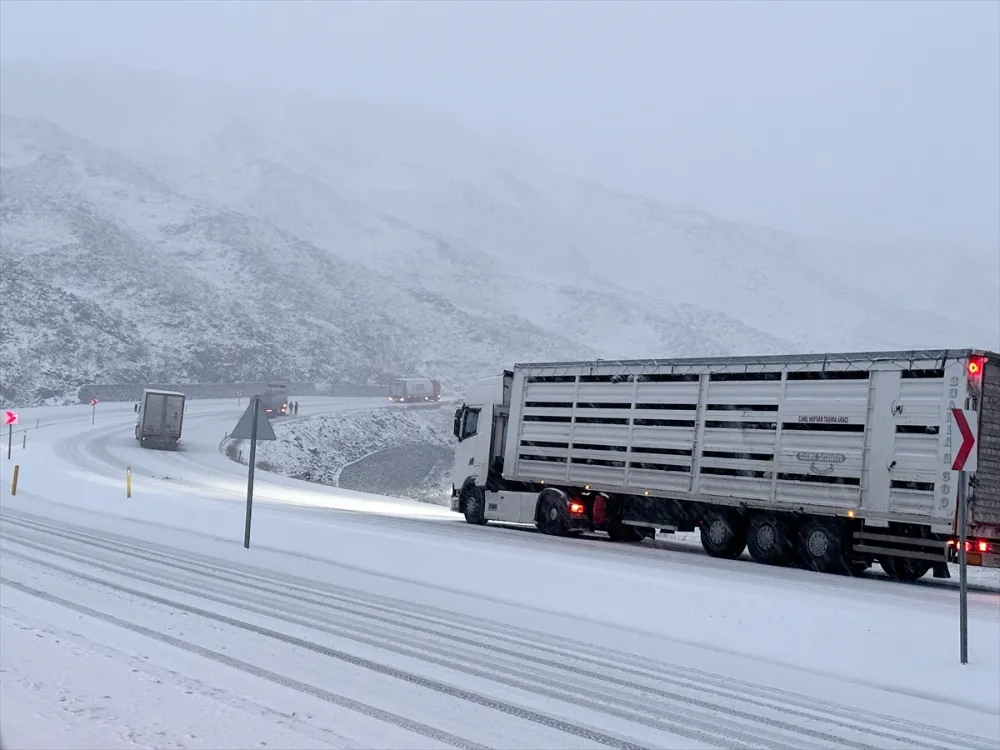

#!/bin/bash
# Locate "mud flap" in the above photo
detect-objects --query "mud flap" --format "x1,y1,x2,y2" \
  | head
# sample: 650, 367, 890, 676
932, 561, 952, 579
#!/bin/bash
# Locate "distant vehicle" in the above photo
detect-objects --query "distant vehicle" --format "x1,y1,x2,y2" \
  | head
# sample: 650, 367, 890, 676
134, 389, 185, 450
389, 378, 442, 403
259, 382, 290, 417
450, 348, 1000, 582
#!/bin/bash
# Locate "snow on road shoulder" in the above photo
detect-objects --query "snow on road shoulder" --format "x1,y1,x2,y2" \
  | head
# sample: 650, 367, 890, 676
224, 403, 457, 503
0, 589, 355, 750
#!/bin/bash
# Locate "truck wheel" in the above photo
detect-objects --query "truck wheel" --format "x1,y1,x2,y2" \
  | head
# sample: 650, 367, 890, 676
747, 513, 793, 566
879, 557, 931, 582
536, 490, 569, 536
797, 518, 850, 574
699, 509, 747, 559
461, 487, 487, 525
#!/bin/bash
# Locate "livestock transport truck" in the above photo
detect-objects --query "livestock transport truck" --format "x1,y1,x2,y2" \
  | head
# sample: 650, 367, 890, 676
134, 389, 185, 450
450, 349, 1000, 581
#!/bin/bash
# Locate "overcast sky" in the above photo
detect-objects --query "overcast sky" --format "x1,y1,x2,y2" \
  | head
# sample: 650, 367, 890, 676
1, 0, 998, 249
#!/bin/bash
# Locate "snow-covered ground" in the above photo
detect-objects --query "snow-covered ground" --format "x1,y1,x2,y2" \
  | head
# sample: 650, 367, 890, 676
1, 400, 999, 749
224, 401, 458, 504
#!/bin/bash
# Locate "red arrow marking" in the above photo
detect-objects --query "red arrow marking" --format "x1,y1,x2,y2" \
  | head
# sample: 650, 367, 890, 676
952, 409, 975, 471
3, 411, 17, 426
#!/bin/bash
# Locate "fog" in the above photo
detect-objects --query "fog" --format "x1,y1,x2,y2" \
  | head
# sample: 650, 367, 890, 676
1, 0, 998, 249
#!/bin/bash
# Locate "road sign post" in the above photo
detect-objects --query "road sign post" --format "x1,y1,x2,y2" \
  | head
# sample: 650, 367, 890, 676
229, 396, 276, 549
951, 407, 978, 666
237, 389, 243, 408
245, 395, 259, 548
4, 411, 18, 460
90, 398, 99, 425
958, 475, 968, 664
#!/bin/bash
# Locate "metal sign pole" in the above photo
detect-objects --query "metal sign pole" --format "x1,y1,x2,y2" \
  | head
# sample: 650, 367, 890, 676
6, 424, 11, 460
244, 395, 259, 549
958, 470, 969, 665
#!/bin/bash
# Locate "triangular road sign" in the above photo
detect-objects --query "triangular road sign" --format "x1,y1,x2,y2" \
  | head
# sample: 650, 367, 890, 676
230, 400, 277, 441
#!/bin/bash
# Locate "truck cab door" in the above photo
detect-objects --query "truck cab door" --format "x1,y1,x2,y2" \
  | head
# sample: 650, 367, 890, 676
490, 405, 509, 476
454, 406, 489, 485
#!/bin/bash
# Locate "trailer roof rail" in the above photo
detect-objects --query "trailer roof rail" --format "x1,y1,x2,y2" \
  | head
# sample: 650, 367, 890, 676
515, 348, 998, 374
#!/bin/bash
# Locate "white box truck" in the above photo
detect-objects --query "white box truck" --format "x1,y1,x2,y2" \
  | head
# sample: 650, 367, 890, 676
450, 349, 1000, 581
134, 389, 185, 450
390, 378, 442, 403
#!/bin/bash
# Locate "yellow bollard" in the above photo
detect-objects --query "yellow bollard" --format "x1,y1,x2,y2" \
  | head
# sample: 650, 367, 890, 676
126, 465, 132, 498
11, 464, 19, 496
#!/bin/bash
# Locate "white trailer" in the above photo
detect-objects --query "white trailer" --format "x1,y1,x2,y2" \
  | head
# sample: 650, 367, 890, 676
134, 389, 185, 450
390, 378, 442, 403
450, 349, 1000, 581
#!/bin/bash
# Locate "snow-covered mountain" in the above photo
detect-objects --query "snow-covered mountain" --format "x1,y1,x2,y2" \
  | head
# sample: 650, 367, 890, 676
1, 62, 997, 405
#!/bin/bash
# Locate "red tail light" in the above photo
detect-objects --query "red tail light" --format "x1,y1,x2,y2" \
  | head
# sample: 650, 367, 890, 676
968, 356, 986, 380
569, 502, 585, 515
949, 539, 992, 553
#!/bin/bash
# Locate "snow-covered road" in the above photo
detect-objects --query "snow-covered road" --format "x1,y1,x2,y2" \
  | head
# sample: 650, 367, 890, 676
1, 399, 999, 749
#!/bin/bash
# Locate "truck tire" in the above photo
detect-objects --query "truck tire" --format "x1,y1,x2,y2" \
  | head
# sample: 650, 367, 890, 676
536, 489, 569, 536
461, 486, 487, 525
746, 513, 793, 566
797, 518, 850, 574
699, 508, 747, 559
879, 557, 931, 582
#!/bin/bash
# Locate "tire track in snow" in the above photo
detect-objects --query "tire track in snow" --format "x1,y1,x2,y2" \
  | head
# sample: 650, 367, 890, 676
0, 537, 784, 749
3, 510, 996, 750
0, 576, 488, 750
0, 547, 652, 750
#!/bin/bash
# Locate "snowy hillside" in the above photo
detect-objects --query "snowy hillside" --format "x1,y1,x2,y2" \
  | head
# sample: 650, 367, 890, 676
225, 403, 457, 504
1, 62, 998, 405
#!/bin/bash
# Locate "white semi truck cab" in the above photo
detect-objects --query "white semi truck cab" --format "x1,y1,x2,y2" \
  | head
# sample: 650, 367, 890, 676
452, 373, 512, 494
451, 350, 1000, 582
